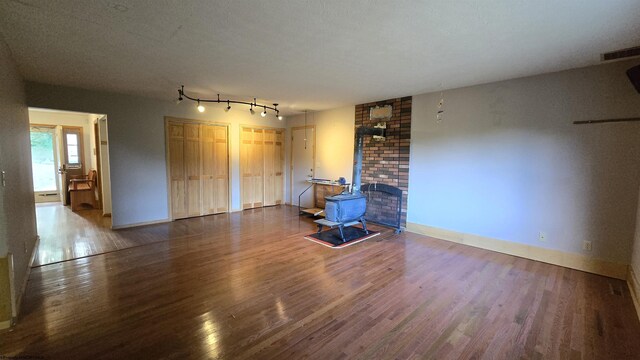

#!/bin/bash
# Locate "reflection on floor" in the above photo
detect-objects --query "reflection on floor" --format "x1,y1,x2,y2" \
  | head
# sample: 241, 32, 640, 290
35, 203, 185, 267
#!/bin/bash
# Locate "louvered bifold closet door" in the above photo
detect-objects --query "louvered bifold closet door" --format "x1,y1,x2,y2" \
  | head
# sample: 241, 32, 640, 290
241, 127, 283, 210
168, 123, 187, 219
184, 123, 201, 217
213, 125, 229, 213
274, 130, 284, 205
241, 128, 255, 209
263, 129, 276, 206
201, 124, 229, 215
241, 127, 266, 209
201, 125, 217, 215
168, 119, 229, 219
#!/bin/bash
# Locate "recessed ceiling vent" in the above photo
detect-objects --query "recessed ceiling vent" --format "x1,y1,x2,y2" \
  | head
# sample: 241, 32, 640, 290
601, 46, 640, 62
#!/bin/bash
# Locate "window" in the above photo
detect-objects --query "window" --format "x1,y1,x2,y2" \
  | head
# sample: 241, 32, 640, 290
66, 133, 80, 164
62, 127, 83, 169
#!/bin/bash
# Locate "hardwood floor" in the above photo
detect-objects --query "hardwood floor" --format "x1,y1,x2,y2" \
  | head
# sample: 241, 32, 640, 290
2, 205, 639, 359
34, 203, 194, 267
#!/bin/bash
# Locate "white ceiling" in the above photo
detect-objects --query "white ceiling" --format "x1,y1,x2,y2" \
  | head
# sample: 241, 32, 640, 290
1, 0, 639, 114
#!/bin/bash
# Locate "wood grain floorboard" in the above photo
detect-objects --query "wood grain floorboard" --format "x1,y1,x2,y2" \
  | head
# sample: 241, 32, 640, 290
1, 205, 639, 359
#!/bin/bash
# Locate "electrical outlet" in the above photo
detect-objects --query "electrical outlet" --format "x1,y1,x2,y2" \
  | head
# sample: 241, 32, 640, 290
583, 241, 592, 251
538, 231, 547, 242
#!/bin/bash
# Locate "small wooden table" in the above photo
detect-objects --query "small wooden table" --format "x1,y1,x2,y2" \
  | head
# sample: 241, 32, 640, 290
298, 179, 349, 216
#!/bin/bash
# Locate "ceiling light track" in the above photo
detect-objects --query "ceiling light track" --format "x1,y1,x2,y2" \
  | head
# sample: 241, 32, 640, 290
177, 85, 282, 120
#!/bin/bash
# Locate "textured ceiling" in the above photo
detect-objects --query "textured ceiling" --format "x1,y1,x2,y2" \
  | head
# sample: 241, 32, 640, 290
1, 0, 639, 114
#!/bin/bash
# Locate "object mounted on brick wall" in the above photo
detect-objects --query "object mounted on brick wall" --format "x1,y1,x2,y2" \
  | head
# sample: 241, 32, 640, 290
370, 105, 393, 120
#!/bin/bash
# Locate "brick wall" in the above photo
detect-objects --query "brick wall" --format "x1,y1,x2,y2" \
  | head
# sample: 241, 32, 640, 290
355, 97, 411, 227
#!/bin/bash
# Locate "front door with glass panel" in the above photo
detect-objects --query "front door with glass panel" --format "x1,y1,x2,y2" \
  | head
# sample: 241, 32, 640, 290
30, 126, 61, 203
61, 126, 84, 205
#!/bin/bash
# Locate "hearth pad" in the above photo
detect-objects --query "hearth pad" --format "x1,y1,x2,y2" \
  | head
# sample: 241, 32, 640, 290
304, 227, 380, 249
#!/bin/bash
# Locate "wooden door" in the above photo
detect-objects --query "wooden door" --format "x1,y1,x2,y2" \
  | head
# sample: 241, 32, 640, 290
201, 124, 229, 215
213, 126, 229, 213
274, 130, 283, 205
168, 123, 187, 219
263, 129, 276, 206
251, 129, 264, 208
62, 126, 85, 205
184, 124, 201, 217
241, 128, 265, 209
201, 125, 216, 215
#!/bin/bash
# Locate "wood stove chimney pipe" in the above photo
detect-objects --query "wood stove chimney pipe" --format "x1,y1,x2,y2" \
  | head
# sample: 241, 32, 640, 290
352, 124, 386, 195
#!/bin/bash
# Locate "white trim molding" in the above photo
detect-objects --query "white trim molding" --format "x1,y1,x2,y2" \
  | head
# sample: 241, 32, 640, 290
627, 266, 640, 321
407, 222, 628, 280
111, 218, 171, 230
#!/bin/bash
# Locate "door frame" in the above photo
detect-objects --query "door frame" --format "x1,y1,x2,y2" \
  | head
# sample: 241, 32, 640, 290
164, 116, 231, 221
93, 120, 103, 209
289, 125, 316, 207
29, 124, 61, 203
239, 124, 286, 210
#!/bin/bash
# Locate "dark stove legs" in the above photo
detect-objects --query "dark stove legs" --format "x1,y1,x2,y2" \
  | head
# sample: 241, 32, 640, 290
361, 217, 368, 234
338, 225, 346, 242
315, 218, 368, 243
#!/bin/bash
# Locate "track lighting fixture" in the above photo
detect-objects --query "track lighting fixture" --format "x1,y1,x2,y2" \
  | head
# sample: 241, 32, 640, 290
273, 104, 282, 120
177, 85, 282, 119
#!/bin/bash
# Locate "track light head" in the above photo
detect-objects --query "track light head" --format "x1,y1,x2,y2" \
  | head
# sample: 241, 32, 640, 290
197, 100, 205, 113
261, 106, 267, 117
249, 106, 255, 115
225, 101, 231, 112
278, 114, 283, 121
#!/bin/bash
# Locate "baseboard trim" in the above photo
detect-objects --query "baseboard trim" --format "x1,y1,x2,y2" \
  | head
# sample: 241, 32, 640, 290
406, 222, 628, 280
111, 218, 171, 230
14, 235, 39, 319
627, 266, 640, 321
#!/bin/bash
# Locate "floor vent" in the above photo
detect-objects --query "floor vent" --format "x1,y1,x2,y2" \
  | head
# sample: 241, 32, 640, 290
601, 46, 640, 62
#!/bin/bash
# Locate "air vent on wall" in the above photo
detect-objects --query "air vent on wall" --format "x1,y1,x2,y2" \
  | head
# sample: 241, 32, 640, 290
601, 46, 640, 62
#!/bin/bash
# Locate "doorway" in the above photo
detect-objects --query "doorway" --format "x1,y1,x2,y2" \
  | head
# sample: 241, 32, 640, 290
30, 125, 60, 203
28, 108, 113, 266
290, 126, 315, 208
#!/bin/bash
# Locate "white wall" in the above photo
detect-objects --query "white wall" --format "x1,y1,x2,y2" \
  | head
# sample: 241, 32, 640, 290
25, 82, 285, 227
408, 59, 640, 264
0, 36, 38, 320
285, 106, 355, 203
28, 109, 97, 172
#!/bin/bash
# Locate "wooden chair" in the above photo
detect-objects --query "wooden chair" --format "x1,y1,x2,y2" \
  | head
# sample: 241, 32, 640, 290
69, 170, 97, 211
